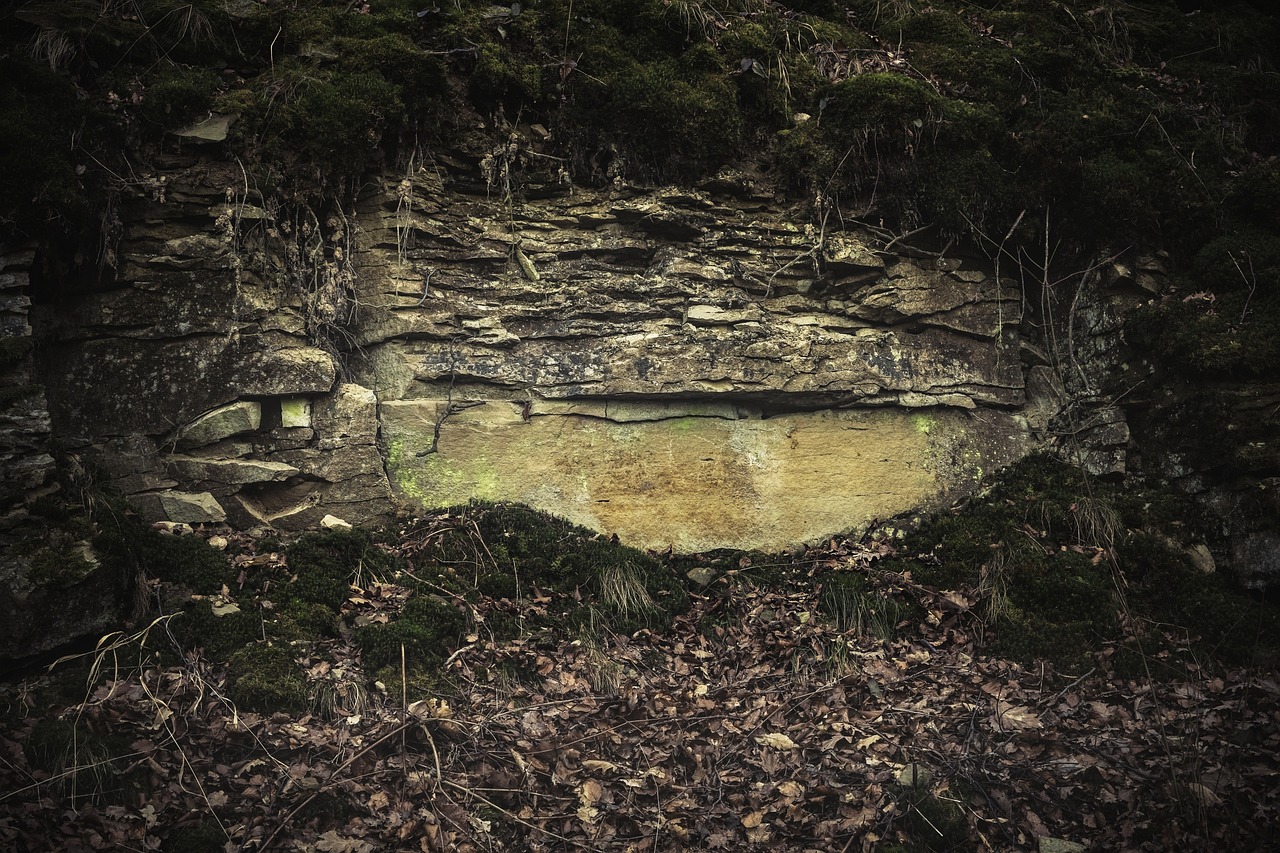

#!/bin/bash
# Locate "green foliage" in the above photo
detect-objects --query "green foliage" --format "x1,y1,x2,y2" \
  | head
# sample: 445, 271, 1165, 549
226, 643, 307, 713
1119, 532, 1280, 666
280, 599, 340, 639
139, 68, 221, 129
889, 454, 1280, 671
95, 518, 234, 593
284, 528, 396, 610
1126, 295, 1280, 378
355, 594, 464, 672
819, 572, 902, 641
26, 529, 99, 588
170, 599, 259, 660
22, 716, 137, 805
423, 502, 689, 633
889, 776, 970, 852
3, 0, 1274, 274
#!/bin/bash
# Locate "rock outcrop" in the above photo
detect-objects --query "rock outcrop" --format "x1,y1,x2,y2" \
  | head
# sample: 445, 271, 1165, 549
16, 156, 1058, 551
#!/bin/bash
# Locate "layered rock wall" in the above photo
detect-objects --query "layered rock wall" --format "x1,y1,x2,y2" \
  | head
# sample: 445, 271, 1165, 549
21, 155, 1060, 550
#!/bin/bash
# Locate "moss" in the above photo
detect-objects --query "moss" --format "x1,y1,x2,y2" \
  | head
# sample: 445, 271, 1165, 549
469, 40, 544, 108
170, 599, 260, 660
356, 594, 465, 673
26, 532, 98, 588
1126, 297, 1280, 377
890, 777, 971, 852
819, 572, 904, 640
140, 67, 222, 129
334, 33, 446, 121
888, 453, 1280, 671
280, 600, 339, 639
823, 72, 940, 133
561, 56, 743, 182
283, 69, 405, 175
0, 336, 34, 373
417, 502, 689, 636
888, 456, 1118, 669
1120, 532, 1280, 666
285, 528, 397, 610
96, 517, 234, 594
23, 716, 138, 805
226, 643, 307, 713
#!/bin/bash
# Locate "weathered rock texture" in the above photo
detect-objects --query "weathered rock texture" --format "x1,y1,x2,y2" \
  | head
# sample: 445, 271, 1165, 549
0, 243, 53, 525
19, 156, 1066, 550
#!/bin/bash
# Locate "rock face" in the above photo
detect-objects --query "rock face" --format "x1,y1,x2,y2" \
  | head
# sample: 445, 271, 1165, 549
383, 400, 1031, 552
350, 172, 1034, 549
17, 156, 1057, 550
0, 244, 54, 527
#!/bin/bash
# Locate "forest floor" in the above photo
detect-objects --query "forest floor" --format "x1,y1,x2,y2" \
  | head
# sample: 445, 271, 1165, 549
1, 534, 1278, 852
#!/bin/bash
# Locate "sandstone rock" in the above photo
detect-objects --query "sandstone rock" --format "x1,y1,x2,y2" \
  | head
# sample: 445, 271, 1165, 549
46, 336, 335, 436
894, 764, 933, 788
153, 521, 194, 535
166, 456, 299, 487
313, 383, 379, 448
173, 113, 234, 142
135, 490, 227, 523
1233, 531, 1280, 590
177, 401, 262, 449
381, 399, 1031, 553
1186, 543, 1216, 574
281, 398, 312, 429
1038, 839, 1086, 853
0, 544, 130, 665
28, 163, 1055, 552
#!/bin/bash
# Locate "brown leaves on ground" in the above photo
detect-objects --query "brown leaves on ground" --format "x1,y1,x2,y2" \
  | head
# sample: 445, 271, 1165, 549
1, 542, 1278, 851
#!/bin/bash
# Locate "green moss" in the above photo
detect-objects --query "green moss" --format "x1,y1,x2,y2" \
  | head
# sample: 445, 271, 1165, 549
561, 56, 743, 182
415, 503, 689, 638
280, 600, 339, 639
0, 336, 34, 373
356, 594, 465, 673
226, 643, 307, 713
140, 67, 221, 129
96, 517, 234, 593
170, 599, 259, 660
887, 453, 1280, 671
25, 529, 97, 587
890, 777, 971, 852
1126, 296, 1280, 377
285, 528, 397, 609
888, 456, 1116, 669
1120, 532, 1280, 666
823, 72, 940, 132
23, 716, 138, 805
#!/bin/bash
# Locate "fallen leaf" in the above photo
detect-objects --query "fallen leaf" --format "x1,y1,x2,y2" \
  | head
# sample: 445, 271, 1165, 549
756, 732, 799, 750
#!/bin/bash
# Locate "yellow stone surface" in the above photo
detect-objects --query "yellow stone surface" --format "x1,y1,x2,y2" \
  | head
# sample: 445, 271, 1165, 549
381, 400, 1028, 552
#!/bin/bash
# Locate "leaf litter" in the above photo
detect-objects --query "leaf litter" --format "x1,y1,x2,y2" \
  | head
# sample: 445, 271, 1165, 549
1, 531, 1278, 852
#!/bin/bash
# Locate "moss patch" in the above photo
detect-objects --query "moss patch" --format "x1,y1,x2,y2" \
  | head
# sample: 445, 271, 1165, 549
355, 594, 465, 673
226, 643, 307, 714
885, 455, 1280, 672
416, 502, 689, 634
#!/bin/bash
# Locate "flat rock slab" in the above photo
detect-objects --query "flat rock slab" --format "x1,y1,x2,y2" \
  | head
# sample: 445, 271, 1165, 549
382, 399, 1031, 553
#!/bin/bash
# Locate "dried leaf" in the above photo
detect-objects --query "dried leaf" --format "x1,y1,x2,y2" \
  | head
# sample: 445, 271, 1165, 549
756, 732, 799, 750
